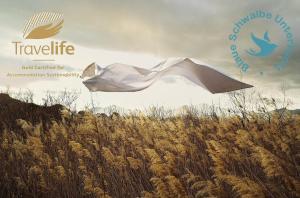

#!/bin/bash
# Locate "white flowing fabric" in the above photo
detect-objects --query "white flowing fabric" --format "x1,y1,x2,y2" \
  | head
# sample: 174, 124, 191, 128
81, 58, 253, 93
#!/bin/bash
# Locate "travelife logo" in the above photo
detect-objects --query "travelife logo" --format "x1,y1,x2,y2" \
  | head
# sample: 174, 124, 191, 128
12, 12, 75, 60
23, 12, 64, 39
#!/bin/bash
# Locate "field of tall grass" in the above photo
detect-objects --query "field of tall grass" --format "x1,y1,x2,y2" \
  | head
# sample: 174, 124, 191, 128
0, 91, 299, 198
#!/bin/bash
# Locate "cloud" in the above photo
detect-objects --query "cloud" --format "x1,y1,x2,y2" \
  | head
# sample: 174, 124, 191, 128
0, 0, 299, 108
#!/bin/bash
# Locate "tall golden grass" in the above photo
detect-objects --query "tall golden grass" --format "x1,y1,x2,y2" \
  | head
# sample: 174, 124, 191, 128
0, 95, 299, 197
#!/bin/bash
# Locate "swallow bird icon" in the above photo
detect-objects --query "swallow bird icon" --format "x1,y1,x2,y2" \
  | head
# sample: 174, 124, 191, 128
246, 31, 278, 57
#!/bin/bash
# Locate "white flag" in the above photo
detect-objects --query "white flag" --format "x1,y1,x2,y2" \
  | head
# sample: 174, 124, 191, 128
81, 58, 253, 93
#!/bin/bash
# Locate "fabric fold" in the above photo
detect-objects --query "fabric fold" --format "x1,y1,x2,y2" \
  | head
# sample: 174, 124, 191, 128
81, 58, 253, 93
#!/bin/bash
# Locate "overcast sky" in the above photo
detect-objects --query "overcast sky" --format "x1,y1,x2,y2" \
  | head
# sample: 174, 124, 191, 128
0, 0, 299, 110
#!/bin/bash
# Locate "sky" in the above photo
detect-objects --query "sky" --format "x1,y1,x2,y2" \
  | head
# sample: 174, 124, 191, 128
0, 0, 299, 110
